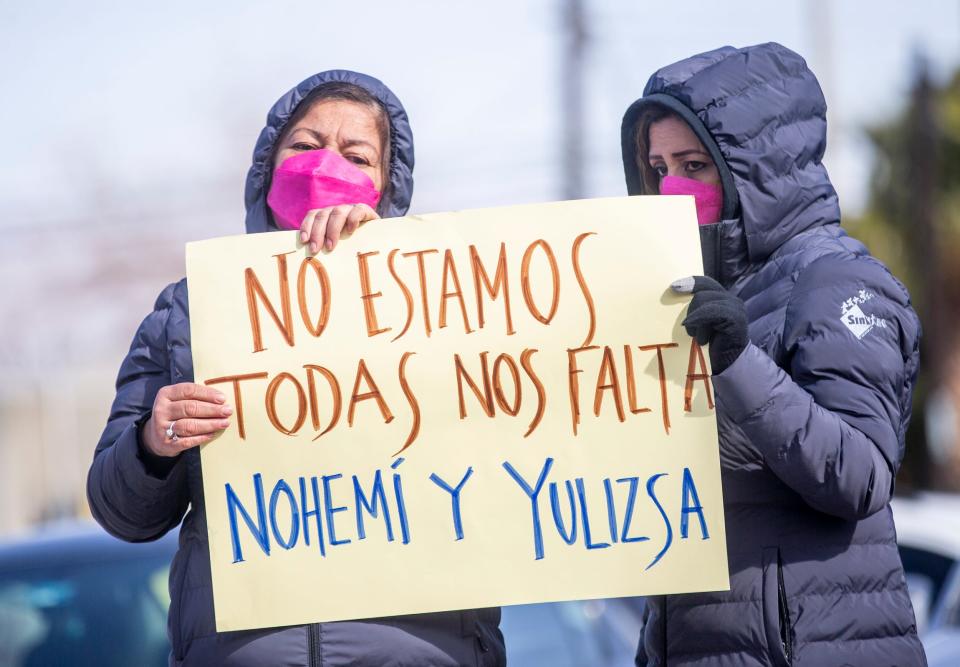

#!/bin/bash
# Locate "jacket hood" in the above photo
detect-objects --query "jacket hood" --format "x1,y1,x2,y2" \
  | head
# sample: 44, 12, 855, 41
244, 70, 415, 234
621, 42, 840, 272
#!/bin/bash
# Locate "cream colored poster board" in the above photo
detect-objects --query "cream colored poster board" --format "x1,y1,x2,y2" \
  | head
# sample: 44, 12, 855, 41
186, 196, 728, 632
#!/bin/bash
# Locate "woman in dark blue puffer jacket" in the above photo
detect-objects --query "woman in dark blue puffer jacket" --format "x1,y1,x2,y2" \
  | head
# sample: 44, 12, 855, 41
87, 69, 505, 667
622, 43, 927, 666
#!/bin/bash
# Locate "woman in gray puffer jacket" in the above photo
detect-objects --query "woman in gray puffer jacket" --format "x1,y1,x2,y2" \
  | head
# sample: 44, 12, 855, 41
622, 43, 927, 666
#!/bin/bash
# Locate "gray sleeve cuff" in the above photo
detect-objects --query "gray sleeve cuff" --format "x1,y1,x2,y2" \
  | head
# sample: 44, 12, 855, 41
711, 343, 784, 424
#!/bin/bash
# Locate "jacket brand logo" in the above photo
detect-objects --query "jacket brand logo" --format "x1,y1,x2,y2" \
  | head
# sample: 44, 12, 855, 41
840, 290, 887, 340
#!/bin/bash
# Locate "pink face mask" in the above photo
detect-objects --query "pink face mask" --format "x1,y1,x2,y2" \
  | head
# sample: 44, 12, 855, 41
660, 175, 723, 226
267, 149, 382, 231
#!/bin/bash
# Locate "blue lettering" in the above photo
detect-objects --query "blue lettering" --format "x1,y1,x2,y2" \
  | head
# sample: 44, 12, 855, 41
616, 476, 649, 544
646, 473, 672, 570
322, 474, 351, 546
576, 478, 610, 550
548, 480, 578, 545
268, 479, 300, 550
429, 467, 474, 541
502, 457, 554, 560
299, 476, 326, 556
225, 473, 270, 563
680, 467, 709, 539
392, 458, 411, 544
603, 477, 618, 544
353, 470, 394, 542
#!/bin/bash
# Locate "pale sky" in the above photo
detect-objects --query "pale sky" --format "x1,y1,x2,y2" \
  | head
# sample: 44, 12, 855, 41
1, 0, 959, 227
0, 0, 958, 536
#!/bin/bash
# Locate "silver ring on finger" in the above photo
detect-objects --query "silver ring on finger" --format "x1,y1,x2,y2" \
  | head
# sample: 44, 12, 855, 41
165, 421, 178, 440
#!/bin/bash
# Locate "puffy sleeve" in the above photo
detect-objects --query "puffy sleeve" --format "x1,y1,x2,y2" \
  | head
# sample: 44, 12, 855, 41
86, 281, 190, 541
712, 256, 921, 520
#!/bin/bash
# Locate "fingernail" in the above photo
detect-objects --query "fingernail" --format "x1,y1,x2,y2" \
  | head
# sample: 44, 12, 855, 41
671, 277, 695, 294
219, 420, 231, 429
221, 406, 233, 416
300, 231, 307, 243
215, 392, 226, 403
310, 241, 318, 254
325, 239, 334, 251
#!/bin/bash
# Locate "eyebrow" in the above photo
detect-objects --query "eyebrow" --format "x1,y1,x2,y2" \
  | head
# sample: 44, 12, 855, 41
648, 149, 710, 161
341, 138, 379, 154
288, 128, 379, 155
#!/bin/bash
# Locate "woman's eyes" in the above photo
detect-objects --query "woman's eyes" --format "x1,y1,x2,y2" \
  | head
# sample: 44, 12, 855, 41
288, 141, 372, 167
345, 155, 371, 167
651, 160, 712, 178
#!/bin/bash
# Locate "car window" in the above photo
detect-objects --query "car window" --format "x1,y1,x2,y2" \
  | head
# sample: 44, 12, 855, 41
941, 569, 960, 630
0, 557, 171, 667
501, 599, 640, 666
899, 545, 955, 615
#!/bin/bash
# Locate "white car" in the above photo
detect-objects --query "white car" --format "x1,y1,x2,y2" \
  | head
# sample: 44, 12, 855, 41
891, 492, 960, 666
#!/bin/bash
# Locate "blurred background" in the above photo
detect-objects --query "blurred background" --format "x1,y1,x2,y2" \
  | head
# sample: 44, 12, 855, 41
3, 1, 960, 664
5, 0, 960, 533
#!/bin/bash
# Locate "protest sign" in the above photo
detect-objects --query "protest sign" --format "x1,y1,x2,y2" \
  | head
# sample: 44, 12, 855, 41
186, 196, 728, 632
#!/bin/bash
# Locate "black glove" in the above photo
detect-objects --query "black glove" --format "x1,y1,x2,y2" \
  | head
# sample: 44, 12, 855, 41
672, 275, 748, 374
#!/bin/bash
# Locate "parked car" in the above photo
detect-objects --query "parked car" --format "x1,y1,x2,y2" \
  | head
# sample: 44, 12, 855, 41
1, 521, 645, 666
17, 493, 959, 667
0, 522, 176, 667
892, 492, 960, 667
501, 596, 644, 666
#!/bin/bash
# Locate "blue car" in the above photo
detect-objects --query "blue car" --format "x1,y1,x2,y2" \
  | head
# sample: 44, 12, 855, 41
0, 523, 176, 667
0, 522, 645, 666
501, 597, 644, 666
892, 493, 960, 667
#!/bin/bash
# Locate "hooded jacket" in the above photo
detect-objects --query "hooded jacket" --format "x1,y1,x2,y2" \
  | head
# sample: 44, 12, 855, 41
621, 44, 926, 666
87, 70, 505, 667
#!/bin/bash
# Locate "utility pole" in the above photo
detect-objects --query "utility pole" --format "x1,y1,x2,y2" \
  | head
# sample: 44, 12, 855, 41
908, 53, 942, 490
909, 55, 942, 382
561, 0, 587, 200
805, 0, 837, 165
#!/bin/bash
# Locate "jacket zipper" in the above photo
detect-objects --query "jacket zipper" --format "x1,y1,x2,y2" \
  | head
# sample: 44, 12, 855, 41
475, 627, 491, 666
308, 623, 321, 667
661, 596, 668, 662
777, 564, 793, 664
715, 220, 725, 286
